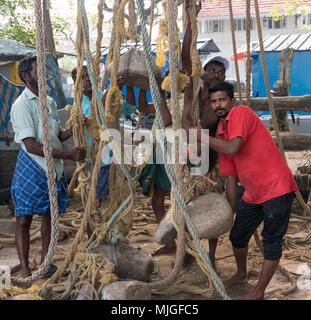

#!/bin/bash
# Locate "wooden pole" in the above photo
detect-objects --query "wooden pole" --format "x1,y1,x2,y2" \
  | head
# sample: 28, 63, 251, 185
243, 95, 311, 112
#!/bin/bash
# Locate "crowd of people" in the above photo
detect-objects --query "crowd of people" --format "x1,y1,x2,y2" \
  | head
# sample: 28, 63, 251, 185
9, 0, 298, 300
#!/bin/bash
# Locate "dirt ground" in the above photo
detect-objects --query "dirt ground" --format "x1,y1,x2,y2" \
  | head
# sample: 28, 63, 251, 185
1, 150, 311, 300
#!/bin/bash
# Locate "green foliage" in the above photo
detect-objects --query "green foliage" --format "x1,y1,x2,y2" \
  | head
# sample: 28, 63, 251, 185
0, 0, 36, 46
270, 0, 311, 29
0, 0, 71, 47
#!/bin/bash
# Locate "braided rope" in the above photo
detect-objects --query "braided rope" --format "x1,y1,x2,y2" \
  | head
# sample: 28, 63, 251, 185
92, 0, 105, 126
149, 0, 155, 37
12, 0, 59, 285
187, 0, 201, 126
167, 0, 186, 283
136, 0, 230, 299
41, 0, 135, 289
228, 0, 242, 104
79, 0, 135, 193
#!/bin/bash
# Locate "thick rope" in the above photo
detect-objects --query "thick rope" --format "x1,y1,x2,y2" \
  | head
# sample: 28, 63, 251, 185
187, 0, 201, 126
79, 0, 136, 244
92, 0, 105, 126
100, 0, 119, 92
41, 0, 136, 291
167, 0, 186, 284
149, 0, 155, 37
228, 0, 242, 104
136, 0, 230, 299
245, 0, 251, 107
11, 0, 59, 286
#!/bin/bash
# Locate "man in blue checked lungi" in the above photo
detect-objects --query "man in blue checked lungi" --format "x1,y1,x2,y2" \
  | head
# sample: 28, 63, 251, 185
10, 56, 86, 278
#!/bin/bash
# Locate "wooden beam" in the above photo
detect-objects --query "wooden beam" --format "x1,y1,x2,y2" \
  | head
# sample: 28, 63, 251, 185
271, 132, 311, 150
241, 95, 311, 112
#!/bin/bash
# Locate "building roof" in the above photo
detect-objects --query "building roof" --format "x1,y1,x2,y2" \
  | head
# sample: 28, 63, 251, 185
0, 39, 35, 62
252, 33, 311, 51
93, 39, 220, 61
197, 0, 311, 20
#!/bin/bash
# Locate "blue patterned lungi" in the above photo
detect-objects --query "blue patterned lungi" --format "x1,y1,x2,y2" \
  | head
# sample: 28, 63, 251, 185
11, 149, 69, 217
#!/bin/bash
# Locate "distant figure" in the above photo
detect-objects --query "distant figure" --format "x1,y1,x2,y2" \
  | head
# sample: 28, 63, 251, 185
71, 66, 110, 203
11, 56, 86, 278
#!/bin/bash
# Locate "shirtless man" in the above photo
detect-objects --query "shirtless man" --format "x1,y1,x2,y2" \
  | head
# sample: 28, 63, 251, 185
181, 0, 230, 268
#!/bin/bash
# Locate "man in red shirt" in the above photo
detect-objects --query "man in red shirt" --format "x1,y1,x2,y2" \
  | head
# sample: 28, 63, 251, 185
197, 81, 298, 300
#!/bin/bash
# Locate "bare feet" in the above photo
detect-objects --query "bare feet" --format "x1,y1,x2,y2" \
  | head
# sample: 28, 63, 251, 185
151, 242, 177, 256
223, 272, 247, 289
21, 267, 32, 278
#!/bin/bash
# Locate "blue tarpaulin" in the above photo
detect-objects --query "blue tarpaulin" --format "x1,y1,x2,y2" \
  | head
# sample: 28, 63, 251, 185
0, 73, 58, 130
251, 33, 311, 117
0, 38, 67, 118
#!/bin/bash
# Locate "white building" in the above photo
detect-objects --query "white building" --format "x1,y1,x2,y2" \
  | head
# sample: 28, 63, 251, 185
197, 0, 311, 83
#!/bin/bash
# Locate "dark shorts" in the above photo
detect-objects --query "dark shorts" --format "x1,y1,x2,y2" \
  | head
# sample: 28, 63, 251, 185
229, 192, 295, 261
138, 144, 218, 197
96, 165, 110, 200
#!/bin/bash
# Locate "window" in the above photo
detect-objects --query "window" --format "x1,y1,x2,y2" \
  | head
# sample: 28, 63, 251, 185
199, 19, 224, 33
234, 18, 255, 31
295, 13, 311, 28
262, 16, 286, 29
212, 19, 223, 32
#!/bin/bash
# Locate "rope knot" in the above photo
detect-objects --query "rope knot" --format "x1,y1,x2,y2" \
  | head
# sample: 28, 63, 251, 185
161, 72, 190, 93
105, 86, 122, 123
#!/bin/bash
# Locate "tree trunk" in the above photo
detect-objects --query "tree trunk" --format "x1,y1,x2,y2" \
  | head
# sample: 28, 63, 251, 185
43, 0, 57, 58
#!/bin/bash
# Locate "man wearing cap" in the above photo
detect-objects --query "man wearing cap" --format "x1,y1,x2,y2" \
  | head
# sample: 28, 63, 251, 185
181, 0, 230, 269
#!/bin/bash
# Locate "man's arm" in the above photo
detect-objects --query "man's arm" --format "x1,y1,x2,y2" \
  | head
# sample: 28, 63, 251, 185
182, 80, 194, 136
138, 89, 172, 127
197, 120, 243, 156
225, 175, 238, 212
58, 115, 88, 142
126, 85, 136, 105
138, 89, 156, 114
23, 137, 86, 162
181, 0, 201, 76
58, 128, 72, 142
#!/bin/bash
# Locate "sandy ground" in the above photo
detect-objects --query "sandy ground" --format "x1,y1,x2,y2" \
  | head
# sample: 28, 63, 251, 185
1, 150, 311, 300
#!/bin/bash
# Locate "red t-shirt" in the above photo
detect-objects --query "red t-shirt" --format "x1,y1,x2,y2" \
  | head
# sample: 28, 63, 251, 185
218, 105, 298, 204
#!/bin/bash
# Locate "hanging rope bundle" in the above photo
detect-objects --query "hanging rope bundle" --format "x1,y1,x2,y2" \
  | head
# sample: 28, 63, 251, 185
228, 0, 242, 104
184, 0, 202, 126
155, 0, 169, 67
159, 0, 189, 94
161, 72, 189, 94
100, 1, 119, 92
104, 0, 134, 123
245, 0, 252, 107
136, 0, 230, 300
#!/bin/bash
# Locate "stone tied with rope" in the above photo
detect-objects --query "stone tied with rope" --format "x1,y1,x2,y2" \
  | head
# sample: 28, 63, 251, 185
5, 0, 310, 302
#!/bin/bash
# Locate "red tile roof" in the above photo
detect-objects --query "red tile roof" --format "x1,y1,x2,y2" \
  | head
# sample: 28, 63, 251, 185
197, 0, 311, 19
